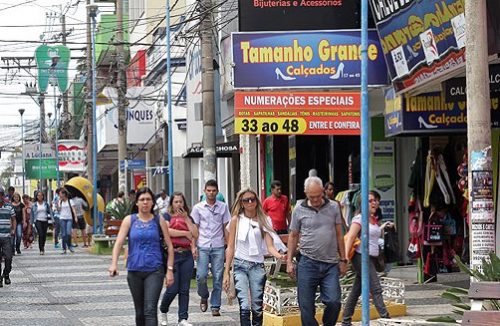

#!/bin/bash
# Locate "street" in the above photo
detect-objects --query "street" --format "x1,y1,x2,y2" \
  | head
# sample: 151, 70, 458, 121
1, 245, 468, 325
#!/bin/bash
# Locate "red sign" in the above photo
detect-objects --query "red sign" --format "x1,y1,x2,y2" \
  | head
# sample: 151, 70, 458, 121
127, 50, 146, 87
234, 91, 360, 135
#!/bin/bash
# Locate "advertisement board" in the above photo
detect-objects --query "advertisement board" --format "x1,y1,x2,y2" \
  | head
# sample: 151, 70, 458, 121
35, 44, 71, 93
235, 91, 360, 135
25, 159, 57, 180
369, 0, 466, 93
371, 141, 395, 221
238, 0, 357, 32
58, 140, 86, 172
384, 89, 500, 137
232, 30, 388, 89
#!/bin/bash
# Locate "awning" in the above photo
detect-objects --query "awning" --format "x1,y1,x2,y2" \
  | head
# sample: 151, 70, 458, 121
182, 141, 239, 158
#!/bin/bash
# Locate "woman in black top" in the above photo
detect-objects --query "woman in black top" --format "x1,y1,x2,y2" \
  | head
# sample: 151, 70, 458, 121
11, 192, 25, 255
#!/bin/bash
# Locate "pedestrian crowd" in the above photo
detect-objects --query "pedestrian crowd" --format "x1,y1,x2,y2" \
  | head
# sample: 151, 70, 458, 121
0, 185, 95, 287
106, 176, 394, 326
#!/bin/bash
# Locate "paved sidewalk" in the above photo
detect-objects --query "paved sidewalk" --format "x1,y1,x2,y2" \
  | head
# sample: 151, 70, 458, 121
1, 245, 466, 325
2, 245, 239, 326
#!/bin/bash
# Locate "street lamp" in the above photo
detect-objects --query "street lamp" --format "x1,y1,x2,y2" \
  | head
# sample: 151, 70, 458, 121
18, 108, 25, 195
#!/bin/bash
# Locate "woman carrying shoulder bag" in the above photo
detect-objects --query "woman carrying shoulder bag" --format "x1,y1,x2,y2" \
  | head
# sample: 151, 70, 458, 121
108, 187, 174, 326
223, 188, 286, 326
342, 190, 393, 326
31, 191, 52, 255
58, 189, 78, 254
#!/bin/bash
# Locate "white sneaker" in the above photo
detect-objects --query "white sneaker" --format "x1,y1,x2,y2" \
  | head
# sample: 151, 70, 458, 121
161, 313, 168, 326
178, 320, 192, 326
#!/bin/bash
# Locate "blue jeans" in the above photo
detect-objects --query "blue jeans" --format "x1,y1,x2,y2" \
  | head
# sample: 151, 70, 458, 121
297, 255, 342, 326
233, 258, 267, 326
160, 250, 194, 321
60, 219, 73, 250
196, 246, 225, 310
12, 223, 22, 253
127, 266, 165, 326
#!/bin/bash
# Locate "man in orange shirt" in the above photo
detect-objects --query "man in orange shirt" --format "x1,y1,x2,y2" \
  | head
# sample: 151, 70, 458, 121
263, 180, 290, 234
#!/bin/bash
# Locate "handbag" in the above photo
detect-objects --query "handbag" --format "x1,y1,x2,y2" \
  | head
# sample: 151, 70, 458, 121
344, 234, 361, 260
226, 216, 239, 305
384, 227, 400, 263
154, 215, 169, 271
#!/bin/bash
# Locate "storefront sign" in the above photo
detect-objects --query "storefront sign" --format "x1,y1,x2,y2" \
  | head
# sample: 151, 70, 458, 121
371, 142, 396, 221
238, 0, 357, 31
384, 90, 500, 137
443, 64, 500, 102
232, 30, 388, 89
23, 143, 55, 159
58, 140, 86, 172
35, 44, 71, 93
183, 141, 240, 158
25, 158, 57, 180
370, 0, 466, 93
235, 91, 360, 135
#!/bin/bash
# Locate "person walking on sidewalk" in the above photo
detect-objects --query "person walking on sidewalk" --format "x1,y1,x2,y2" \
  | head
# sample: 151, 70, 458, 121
71, 195, 89, 247
223, 188, 287, 326
342, 191, 392, 325
10, 192, 25, 255
51, 188, 61, 248
108, 187, 174, 326
58, 189, 77, 254
0, 187, 16, 287
31, 191, 52, 255
262, 180, 290, 234
191, 180, 231, 317
287, 176, 347, 326
159, 192, 198, 326
22, 194, 34, 249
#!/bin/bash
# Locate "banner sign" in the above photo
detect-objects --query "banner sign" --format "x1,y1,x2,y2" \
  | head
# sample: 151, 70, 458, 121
58, 140, 86, 172
23, 143, 55, 159
443, 64, 500, 102
235, 91, 360, 135
371, 141, 396, 221
232, 30, 388, 89
25, 159, 57, 180
384, 89, 500, 137
369, 0, 466, 93
35, 45, 71, 93
238, 0, 357, 32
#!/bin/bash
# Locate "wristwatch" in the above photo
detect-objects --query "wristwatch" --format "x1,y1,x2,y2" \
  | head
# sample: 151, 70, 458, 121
340, 259, 348, 263
167, 266, 174, 271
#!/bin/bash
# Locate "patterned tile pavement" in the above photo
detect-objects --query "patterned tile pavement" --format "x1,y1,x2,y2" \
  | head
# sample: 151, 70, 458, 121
1, 244, 468, 325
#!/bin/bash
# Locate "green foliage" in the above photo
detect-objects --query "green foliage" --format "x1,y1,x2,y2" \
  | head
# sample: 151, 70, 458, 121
105, 199, 133, 220
427, 253, 500, 324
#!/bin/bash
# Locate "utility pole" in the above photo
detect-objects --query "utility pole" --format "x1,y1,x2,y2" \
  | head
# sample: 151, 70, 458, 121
465, 0, 495, 273
116, 0, 128, 193
61, 13, 70, 139
200, 0, 216, 183
86, 0, 94, 185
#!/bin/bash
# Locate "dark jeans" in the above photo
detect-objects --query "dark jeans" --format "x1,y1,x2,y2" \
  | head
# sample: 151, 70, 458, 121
35, 220, 49, 252
297, 255, 342, 326
127, 266, 165, 326
341, 253, 389, 325
53, 217, 60, 244
160, 250, 194, 321
0, 236, 13, 276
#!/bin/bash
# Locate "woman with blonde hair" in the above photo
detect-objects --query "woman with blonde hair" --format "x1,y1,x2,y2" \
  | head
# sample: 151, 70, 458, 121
223, 188, 286, 326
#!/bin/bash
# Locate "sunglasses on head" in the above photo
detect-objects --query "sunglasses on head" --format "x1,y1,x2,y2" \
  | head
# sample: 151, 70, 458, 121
241, 197, 257, 203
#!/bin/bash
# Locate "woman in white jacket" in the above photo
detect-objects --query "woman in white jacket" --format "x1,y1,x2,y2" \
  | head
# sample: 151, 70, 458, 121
223, 188, 286, 326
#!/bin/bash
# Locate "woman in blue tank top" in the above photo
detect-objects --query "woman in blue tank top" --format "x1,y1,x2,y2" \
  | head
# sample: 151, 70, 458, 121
108, 187, 174, 326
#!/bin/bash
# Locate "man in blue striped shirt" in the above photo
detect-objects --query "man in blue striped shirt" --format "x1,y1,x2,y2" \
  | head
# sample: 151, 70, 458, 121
0, 187, 16, 287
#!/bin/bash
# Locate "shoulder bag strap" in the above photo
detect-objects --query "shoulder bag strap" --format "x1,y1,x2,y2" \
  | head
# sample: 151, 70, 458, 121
231, 216, 239, 271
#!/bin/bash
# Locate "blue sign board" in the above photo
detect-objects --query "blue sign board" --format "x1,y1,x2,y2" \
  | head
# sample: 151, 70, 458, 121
369, 0, 466, 93
232, 30, 389, 89
384, 90, 500, 137
119, 159, 146, 171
